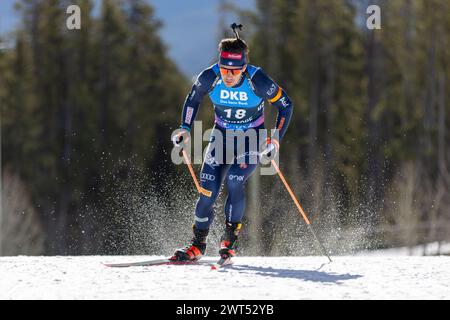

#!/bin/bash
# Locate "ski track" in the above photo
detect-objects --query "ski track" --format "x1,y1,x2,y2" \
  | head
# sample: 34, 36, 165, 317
1, 256, 449, 299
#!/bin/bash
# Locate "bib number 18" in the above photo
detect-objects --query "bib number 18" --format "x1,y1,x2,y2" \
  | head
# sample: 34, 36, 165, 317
224, 108, 246, 119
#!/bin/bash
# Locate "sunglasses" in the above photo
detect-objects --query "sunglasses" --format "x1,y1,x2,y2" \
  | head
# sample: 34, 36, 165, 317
219, 67, 244, 76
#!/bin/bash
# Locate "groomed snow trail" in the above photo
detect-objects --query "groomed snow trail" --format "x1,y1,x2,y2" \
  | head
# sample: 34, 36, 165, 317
1, 256, 449, 299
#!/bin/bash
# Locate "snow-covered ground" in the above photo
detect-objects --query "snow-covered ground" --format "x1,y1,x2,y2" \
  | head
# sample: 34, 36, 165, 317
1, 255, 449, 299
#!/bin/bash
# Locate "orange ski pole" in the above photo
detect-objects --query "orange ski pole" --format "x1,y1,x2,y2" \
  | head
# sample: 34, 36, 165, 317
271, 159, 332, 262
182, 150, 212, 197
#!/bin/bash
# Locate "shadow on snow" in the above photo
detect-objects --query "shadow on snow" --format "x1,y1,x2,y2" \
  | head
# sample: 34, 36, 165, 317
227, 264, 362, 284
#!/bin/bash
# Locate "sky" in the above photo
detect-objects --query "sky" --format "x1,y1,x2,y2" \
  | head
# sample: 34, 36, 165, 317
0, 0, 255, 77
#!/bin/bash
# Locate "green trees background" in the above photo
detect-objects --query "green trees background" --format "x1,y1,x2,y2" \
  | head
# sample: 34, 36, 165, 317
1, 0, 449, 255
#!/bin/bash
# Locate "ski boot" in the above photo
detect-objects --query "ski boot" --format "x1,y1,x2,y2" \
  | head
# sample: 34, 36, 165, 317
219, 221, 242, 259
170, 225, 209, 262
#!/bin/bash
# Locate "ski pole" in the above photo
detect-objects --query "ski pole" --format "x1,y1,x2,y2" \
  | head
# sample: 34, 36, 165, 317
182, 149, 212, 197
271, 159, 332, 262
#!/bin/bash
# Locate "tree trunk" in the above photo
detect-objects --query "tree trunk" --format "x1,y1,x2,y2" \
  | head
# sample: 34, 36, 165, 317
306, 2, 320, 178
422, 7, 437, 165
322, 4, 336, 226
365, 27, 383, 229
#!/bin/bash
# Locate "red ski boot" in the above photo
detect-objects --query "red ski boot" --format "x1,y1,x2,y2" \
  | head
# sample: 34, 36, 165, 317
170, 225, 209, 262
219, 221, 241, 259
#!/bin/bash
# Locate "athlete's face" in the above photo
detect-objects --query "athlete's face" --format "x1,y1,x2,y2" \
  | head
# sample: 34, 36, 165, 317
220, 65, 247, 87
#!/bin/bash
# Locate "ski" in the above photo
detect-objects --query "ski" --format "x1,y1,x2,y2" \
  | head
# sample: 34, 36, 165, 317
103, 257, 233, 269
210, 257, 234, 270
103, 258, 202, 268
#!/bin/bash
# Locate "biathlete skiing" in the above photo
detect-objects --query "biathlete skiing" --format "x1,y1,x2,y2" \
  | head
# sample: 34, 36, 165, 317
170, 24, 293, 264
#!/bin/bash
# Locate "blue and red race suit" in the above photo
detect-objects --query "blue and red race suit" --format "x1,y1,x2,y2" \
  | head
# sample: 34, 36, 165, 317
179, 63, 293, 229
